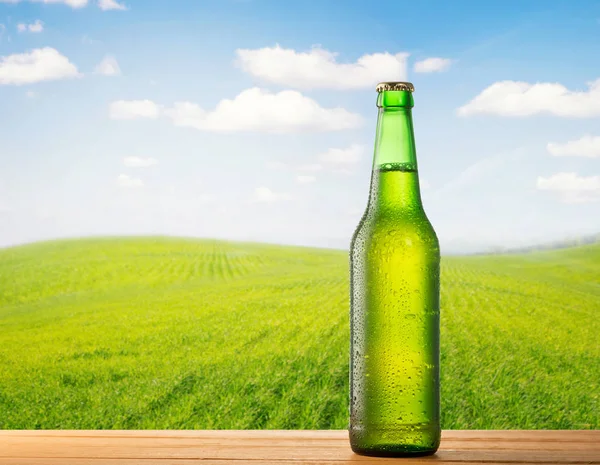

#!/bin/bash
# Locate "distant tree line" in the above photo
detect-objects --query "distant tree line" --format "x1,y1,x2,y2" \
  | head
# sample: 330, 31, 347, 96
476, 232, 600, 256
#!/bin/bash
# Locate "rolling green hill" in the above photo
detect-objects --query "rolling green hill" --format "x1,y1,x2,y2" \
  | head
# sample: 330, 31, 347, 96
0, 237, 598, 429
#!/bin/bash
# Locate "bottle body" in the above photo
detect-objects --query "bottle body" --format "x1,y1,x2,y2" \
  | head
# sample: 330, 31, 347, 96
349, 87, 440, 457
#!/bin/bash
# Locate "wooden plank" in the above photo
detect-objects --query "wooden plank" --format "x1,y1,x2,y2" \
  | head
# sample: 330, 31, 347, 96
0, 430, 597, 465
0, 458, 598, 465
1, 446, 598, 462
1, 430, 597, 442
1, 435, 599, 451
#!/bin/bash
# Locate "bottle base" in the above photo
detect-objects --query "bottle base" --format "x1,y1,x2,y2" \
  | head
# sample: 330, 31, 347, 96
351, 444, 438, 458
348, 424, 440, 457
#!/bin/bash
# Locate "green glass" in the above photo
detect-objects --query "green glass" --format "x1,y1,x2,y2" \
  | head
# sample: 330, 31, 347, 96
349, 84, 440, 457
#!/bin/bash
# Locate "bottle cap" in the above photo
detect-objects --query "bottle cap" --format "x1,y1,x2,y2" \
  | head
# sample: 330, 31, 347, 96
376, 82, 415, 93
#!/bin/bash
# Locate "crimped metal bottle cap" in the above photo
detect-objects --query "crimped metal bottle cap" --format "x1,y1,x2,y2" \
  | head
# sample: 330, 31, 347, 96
376, 81, 415, 93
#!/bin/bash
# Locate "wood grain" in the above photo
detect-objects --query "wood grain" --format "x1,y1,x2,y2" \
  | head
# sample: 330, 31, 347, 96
0, 430, 598, 465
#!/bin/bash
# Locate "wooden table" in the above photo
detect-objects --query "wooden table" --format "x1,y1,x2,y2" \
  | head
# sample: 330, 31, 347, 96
0, 430, 598, 464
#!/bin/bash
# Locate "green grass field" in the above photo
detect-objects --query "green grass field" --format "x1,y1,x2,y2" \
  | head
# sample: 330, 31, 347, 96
0, 237, 598, 430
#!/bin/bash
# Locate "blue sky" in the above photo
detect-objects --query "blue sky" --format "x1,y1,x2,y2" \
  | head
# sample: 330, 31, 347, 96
0, 0, 599, 253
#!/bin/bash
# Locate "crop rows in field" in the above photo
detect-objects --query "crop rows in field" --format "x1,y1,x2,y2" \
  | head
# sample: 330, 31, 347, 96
0, 237, 597, 429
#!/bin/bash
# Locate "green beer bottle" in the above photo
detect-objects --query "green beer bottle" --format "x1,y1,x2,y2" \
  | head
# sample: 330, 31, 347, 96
349, 82, 440, 457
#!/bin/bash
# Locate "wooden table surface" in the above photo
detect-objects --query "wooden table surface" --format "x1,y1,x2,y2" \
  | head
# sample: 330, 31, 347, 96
0, 430, 598, 464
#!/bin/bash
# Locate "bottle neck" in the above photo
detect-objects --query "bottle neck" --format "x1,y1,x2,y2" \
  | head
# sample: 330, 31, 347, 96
368, 90, 423, 211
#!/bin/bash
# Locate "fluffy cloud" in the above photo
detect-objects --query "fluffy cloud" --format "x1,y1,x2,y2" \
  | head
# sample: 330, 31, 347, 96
94, 55, 121, 76
0, 0, 127, 8
0, 0, 87, 7
296, 175, 316, 184
319, 144, 364, 166
413, 57, 452, 73
17, 20, 44, 33
98, 0, 126, 10
0, 47, 80, 85
109, 100, 160, 119
537, 172, 600, 203
235, 44, 408, 90
547, 135, 600, 158
164, 87, 362, 133
252, 187, 291, 203
123, 156, 158, 167
457, 79, 600, 117
117, 174, 143, 188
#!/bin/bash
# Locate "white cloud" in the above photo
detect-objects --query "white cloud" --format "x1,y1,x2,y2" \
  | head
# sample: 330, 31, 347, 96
117, 174, 143, 188
0, 47, 80, 85
0, 0, 88, 7
252, 187, 291, 203
537, 172, 600, 203
28, 20, 43, 32
29, 21, 43, 32
296, 175, 316, 184
413, 57, 452, 73
98, 0, 126, 10
0, 0, 126, 13
547, 135, 600, 158
94, 55, 121, 76
235, 44, 408, 90
457, 79, 600, 117
319, 144, 364, 166
123, 156, 158, 167
110, 100, 160, 120
17, 20, 43, 33
25, 90, 36, 98
164, 87, 362, 133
